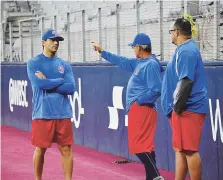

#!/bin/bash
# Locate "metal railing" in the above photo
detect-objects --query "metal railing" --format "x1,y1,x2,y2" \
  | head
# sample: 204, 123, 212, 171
1, 0, 223, 62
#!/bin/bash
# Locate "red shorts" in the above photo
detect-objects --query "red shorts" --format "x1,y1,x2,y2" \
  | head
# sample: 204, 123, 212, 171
128, 102, 157, 154
31, 119, 74, 148
170, 111, 205, 151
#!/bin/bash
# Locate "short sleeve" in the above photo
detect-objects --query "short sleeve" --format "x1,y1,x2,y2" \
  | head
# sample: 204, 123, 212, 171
176, 50, 197, 81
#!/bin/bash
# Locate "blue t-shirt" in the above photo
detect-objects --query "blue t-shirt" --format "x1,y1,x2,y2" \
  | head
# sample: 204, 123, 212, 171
101, 51, 163, 112
161, 39, 208, 118
27, 53, 76, 120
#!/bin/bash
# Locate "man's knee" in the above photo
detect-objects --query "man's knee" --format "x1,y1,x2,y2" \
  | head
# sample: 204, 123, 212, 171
35, 147, 47, 156
59, 145, 72, 157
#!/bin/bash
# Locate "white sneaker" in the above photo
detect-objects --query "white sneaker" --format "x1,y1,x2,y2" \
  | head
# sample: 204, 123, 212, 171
153, 176, 164, 180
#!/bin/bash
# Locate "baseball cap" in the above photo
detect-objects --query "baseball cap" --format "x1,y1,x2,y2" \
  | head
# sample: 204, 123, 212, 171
128, 33, 151, 46
42, 29, 64, 41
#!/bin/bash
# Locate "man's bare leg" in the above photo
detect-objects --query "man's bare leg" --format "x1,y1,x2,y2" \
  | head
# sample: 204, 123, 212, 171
185, 151, 202, 180
59, 145, 73, 180
174, 148, 188, 180
33, 147, 47, 180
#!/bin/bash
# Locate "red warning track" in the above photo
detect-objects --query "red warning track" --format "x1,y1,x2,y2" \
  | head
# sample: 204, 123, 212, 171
1, 126, 190, 180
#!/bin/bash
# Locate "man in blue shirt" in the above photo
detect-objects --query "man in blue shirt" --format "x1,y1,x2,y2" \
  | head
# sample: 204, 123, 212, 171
27, 29, 75, 180
92, 33, 164, 180
161, 18, 208, 180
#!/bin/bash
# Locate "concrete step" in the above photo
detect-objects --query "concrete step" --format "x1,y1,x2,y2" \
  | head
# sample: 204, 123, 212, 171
8, 11, 33, 17
13, 21, 39, 27
5, 30, 40, 39
8, 16, 35, 22
5, 30, 41, 43
5, 26, 40, 33
5, 37, 19, 44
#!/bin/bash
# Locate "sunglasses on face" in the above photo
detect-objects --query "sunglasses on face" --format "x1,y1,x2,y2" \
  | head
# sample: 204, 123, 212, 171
169, 29, 180, 34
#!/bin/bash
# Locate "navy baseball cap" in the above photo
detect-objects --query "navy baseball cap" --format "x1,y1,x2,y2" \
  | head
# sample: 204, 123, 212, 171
128, 33, 151, 46
42, 29, 64, 41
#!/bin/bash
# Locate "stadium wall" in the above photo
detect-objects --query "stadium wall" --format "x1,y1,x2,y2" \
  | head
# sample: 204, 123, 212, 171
1, 61, 223, 180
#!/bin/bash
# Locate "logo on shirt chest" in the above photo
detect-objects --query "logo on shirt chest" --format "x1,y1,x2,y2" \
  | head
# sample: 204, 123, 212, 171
58, 65, 64, 74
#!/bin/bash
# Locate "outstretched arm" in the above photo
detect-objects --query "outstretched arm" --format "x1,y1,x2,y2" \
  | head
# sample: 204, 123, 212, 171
91, 42, 138, 72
